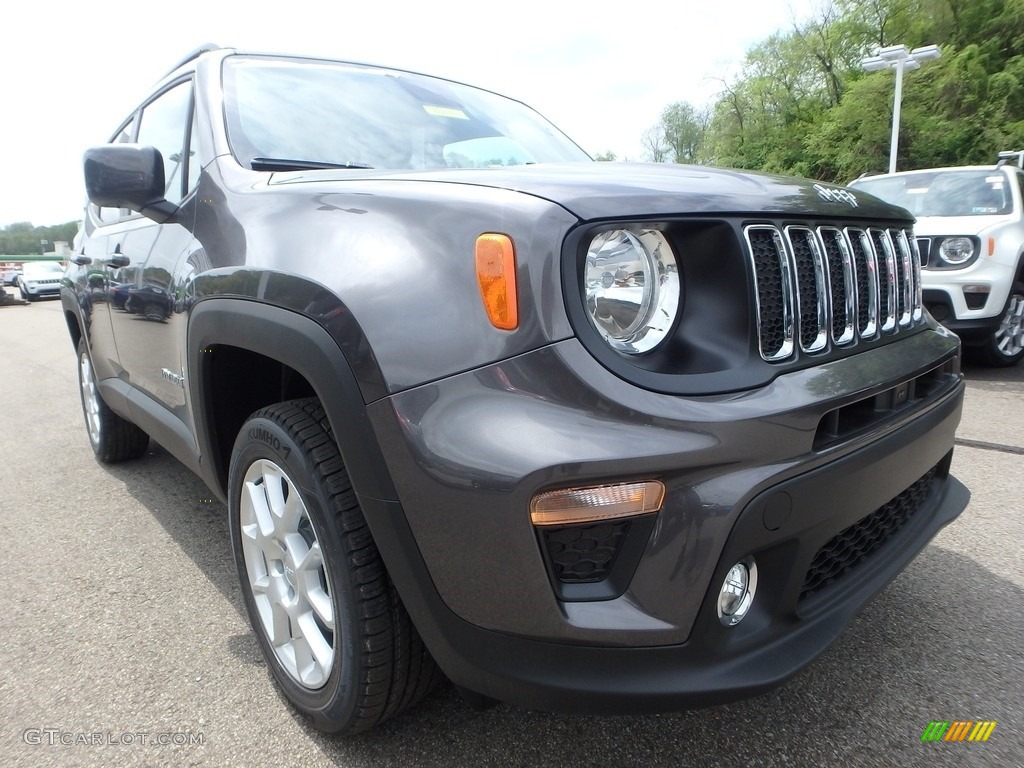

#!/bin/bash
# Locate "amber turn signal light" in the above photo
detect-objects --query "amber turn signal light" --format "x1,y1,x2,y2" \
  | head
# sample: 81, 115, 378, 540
476, 233, 518, 330
530, 480, 666, 526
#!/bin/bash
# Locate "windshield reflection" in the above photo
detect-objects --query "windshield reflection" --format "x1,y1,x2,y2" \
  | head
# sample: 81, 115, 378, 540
855, 170, 1013, 217
222, 56, 591, 171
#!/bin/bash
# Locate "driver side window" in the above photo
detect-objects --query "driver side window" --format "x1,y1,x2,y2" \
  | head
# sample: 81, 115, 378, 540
135, 80, 194, 206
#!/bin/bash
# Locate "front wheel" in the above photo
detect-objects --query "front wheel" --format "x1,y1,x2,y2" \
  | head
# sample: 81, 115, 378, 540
978, 281, 1024, 366
228, 398, 439, 734
77, 339, 149, 462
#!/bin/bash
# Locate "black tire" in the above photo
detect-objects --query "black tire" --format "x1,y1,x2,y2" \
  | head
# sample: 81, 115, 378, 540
228, 398, 440, 734
977, 280, 1024, 367
76, 339, 150, 462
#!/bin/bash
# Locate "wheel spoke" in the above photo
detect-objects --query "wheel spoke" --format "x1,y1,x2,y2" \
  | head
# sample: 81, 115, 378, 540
297, 611, 334, 672
238, 454, 335, 690
243, 477, 277, 539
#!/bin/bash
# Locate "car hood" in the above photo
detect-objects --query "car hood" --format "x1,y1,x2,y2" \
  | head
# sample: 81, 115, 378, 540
912, 214, 1011, 237
267, 163, 905, 222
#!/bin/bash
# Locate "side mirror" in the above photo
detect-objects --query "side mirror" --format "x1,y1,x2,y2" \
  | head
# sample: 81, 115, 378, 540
83, 145, 177, 223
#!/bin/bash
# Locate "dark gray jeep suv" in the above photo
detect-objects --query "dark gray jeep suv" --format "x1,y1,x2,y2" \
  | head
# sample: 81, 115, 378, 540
63, 47, 970, 734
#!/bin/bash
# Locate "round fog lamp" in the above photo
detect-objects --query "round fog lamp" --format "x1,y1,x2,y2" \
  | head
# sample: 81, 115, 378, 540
717, 558, 757, 626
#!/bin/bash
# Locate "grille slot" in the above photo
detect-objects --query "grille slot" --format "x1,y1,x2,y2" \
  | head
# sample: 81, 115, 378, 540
746, 223, 922, 361
744, 226, 794, 360
787, 227, 828, 352
916, 237, 932, 267
800, 466, 939, 600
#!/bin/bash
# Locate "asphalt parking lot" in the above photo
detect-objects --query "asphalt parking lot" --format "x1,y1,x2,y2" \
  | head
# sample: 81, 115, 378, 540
1, 298, 1021, 768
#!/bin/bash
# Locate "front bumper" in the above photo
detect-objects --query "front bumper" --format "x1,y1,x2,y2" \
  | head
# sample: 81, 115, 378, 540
363, 328, 967, 711
921, 258, 1016, 337
21, 282, 61, 297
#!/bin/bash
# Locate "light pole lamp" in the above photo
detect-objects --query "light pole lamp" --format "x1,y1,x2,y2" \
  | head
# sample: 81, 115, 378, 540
862, 44, 941, 174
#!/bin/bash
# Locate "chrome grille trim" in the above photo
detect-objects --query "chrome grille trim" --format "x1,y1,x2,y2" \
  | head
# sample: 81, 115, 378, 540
869, 228, 898, 333
818, 227, 856, 346
908, 234, 924, 321
745, 223, 923, 362
744, 226, 795, 361
892, 229, 915, 327
844, 227, 879, 340
785, 226, 829, 353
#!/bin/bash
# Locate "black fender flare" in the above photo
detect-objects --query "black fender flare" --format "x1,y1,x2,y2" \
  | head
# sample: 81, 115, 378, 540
186, 298, 398, 502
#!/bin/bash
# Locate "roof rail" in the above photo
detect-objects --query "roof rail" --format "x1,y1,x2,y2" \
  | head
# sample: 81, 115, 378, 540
159, 44, 223, 79
997, 150, 1024, 169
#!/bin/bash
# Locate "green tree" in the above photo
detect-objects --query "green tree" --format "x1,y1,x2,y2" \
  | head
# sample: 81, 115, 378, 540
659, 102, 709, 164
677, 0, 1024, 182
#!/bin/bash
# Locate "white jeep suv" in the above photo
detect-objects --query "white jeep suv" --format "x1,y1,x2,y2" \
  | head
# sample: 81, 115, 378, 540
852, 157, 1024, 365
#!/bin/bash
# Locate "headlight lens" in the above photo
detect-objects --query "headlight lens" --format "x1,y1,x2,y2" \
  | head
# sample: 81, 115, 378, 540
583, 229, 680, 354
938, 236, 976, 265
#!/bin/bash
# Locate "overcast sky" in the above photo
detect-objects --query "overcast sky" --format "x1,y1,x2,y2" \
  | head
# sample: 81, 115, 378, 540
2, 0, 819, 227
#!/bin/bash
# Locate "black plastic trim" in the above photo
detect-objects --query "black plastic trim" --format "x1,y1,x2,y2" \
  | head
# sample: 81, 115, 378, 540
536, 516, 656, 602
97, 378, 200, 474
187, 298, 398, 502
923, 289, 1003, 342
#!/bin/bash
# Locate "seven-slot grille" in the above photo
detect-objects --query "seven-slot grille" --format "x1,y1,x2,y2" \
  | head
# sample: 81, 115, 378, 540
744, 224, 924, 362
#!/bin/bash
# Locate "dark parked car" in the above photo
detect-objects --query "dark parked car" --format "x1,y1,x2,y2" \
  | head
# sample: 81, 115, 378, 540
125, 283, 174, 321
63, 47, 970, 735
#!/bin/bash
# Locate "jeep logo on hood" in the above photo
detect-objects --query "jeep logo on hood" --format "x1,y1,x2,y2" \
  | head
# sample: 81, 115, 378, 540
813, 183, 859, 207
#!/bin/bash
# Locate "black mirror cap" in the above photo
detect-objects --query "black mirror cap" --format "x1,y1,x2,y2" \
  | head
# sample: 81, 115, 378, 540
83, 145, 177, 223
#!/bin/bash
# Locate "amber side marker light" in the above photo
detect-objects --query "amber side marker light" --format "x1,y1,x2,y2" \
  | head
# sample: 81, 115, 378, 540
475, 233, 518, 330
988, 237, 996, 257
530, 481, 666, 526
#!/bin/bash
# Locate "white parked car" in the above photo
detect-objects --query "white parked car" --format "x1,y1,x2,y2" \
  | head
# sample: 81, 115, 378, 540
17, 261, 65, 301
851, 159, 1024, 365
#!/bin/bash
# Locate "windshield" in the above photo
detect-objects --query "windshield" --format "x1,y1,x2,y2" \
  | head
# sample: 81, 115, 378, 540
854, 170, 1014, 217
222, 56, 591, 171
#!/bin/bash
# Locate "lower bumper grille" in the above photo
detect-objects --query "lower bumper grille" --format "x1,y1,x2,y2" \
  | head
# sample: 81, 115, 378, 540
800, 465, 939, 600
544, 521, 630, 583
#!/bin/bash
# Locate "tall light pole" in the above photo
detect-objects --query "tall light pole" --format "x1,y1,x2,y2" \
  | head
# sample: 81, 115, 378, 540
862, 44, 941, 174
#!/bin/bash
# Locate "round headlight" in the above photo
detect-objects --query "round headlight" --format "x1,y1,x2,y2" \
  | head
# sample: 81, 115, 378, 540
583, 229, 680, 354
938, 236, 975, 265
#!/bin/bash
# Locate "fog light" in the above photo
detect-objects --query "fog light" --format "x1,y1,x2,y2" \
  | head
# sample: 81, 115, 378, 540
717, 558, 757, 626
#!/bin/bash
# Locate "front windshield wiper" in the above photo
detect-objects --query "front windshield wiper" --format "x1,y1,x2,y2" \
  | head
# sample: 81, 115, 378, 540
249, 157, 374, 171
